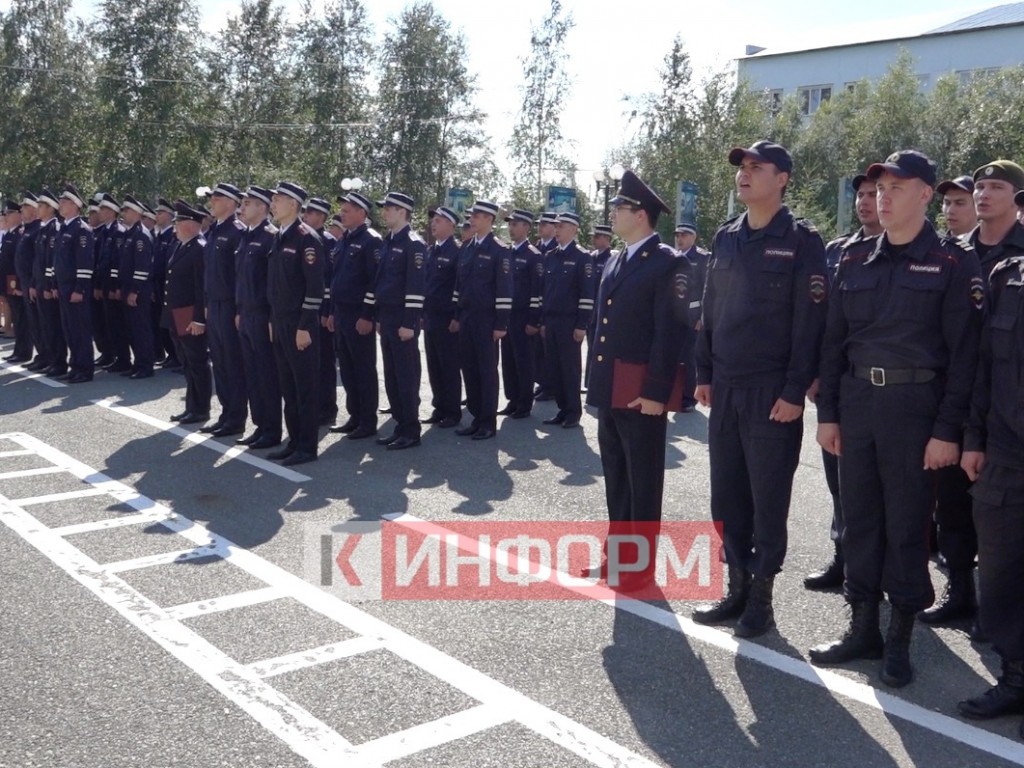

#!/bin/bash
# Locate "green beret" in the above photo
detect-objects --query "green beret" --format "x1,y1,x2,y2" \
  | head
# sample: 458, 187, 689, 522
973, 160, 1024, 189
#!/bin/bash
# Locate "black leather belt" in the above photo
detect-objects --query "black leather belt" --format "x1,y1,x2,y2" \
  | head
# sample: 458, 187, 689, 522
851, 365, 936, 386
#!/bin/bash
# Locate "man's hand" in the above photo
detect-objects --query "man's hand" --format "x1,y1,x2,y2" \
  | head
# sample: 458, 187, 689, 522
320, 316, 330, 329
398, 326, 414, 342
961, 450, 986, 482
235, 314, 241, 331
573, 328, 586, 343
493, 329, 506, 341
188, 321, 205, 336
92, 288, 102, 301
539, 325, 546, 339
769, 398, 804, 423
924, 438, 960, 470
817, 423, 841, 456
325, 315, 335, 333
110, 289, 121, 301
296, 329, 312, 350
268, 323, 273, 343
42, 289, 53, 300
29, 287, 37, 301
70, 291, 83, 304
448, 319, 460, 333
355, 318, 373, 336
525, 324, 539, 336
628, 397, 665, 416
127, 292, 138, 308
805, 378, 820, 403
694, 384, 712, 408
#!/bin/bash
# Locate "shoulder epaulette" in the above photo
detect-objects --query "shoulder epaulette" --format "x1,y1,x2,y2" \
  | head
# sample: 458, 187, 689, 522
492, 236, 508, 248
991, 254, 1024, 277
263, 223, 278, 235
366, 227, 382, 239
232, 218, 246, 231
299, 222, 322, 242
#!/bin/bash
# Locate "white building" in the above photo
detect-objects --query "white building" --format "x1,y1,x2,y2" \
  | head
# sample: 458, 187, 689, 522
737, 3, 1024, 118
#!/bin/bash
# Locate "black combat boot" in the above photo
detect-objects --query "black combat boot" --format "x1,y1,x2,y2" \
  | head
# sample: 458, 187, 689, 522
803, 543, 844, 591
919, 569, 977, 625
958, 660, 1024, 720
735, 575, 775, 638
880, 608, 916, 688
809, 600, 884, 665
693, 565, 749, 625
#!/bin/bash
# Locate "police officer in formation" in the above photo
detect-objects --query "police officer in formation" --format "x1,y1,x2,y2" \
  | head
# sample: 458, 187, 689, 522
373, 191, 426, 451
804, 173, 882, 591
327, 191, 381, 440
35, 189, 67, 376
266, 182, 324, 466
540, 211, 594, 429
421, 205, 462, 428
939, 175, 978, 239
454, 200, 512, 440
498, 208, 543, 419
96, 192, 131, 372
672, 221, 707, 412
119, 195, 155, 379
303, 196, 339, 428
234, 185, 282, 450
152, 198, 180, 369
584, 222, 613, 388
53, 185, 94, 383
14, 194, 41, 370
200, 183, 248, 437
1, 200, 30, 364
164, 200, 212, 424
533, 211, 559, 402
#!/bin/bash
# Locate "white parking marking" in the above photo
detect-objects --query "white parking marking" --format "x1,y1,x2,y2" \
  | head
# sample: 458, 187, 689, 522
0, 466, 66, 480
248, 636, 386, 679
0, 449, 35, 458
166, 586, 287, 621
0, 432, 662, 768
51, 509, 177, 537
92, 397, 311, 483
0, 360, 67, 388
384, 512, 1024, 767
10, 488, 109, 506
103, 545, 224, 573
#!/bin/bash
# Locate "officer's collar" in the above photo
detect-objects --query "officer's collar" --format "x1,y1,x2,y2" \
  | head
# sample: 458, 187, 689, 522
436, 235, 454, 247
512, 238, 529, 249
389, 223, 411, 239
729, 205, 791, 240
970, 219, 1024, 253
475, 231, 493, 245
557, 239, 576, 251
277, 218, 297, 236
867, 220, 937, 265
346, 221, 367, 237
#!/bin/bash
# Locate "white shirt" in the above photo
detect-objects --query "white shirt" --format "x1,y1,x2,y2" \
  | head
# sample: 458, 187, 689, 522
624, 234, 657, 262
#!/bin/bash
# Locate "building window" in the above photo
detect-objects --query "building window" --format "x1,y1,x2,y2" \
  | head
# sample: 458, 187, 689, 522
845, 82, 858, 93
917, 74, 930, 89
766, 88, 783, 116
798, 84, 832, 116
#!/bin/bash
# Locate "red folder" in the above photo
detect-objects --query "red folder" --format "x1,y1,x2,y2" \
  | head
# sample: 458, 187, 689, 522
611, 360, 687, 412
171, 306, 195, 337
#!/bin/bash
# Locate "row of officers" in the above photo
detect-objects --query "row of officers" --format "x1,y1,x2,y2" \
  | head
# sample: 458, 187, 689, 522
0, 181, 706, 467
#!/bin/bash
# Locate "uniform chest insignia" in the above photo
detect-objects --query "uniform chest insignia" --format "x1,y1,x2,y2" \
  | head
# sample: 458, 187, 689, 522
351, 245, 362, 251
563, 260, 574, 267
479, 254, 491, 261
809, 274, 826, 303
391, 247, 403, 253
907, 263, 942, 274
764, 248, 795, 259
970, 276, 985, 309
515, 258, 526, 266
283, 247, 296, 255
217, 236, 228, 243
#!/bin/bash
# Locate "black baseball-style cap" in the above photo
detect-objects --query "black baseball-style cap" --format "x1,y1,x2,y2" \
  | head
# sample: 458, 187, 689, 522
728, 140, 793, 174
936, 175, 975, 196
866, 150, 937, 187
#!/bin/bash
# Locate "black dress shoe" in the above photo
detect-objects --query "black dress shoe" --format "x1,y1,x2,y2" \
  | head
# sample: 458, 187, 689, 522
281, 451, 317, 466
436, 417, 460, 429
330, 418, 359, 434
120, 368, 136, 377
45, 366, 68, 377
179, 413, 211, 425
535, 392, 555, 402
266, 446, 295, 460
472, 429, 496, 441
211, 425, 244, 438
387, 436, 421, 451
67, 373, 93, 384
199, 422, 224, 434
106, 364, 132, 373
379, 406, 392, 414
235, 431, 263, 446
509, 410, 531, 419
129, 370, 154, 380
319, 412, 338, 426
455, 424, 479, 436
249, 435, 282, 450
347, 426, 378, 440
542, 414, 566, 425
158, 357, 181, 368
420, 414, 443, 425
25, 360, 48, 372
94, 356, 114, 367
170, 412, 189, 422
55, 372, 73, 381
496, 403, 516, 416
561, 418, 580, 429
376, 433, 399, 446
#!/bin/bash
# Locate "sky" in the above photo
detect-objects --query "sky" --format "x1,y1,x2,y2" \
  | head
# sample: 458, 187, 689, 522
4, 0, 996, 194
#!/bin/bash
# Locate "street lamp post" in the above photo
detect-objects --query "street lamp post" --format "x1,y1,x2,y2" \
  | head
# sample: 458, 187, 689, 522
593, 163, 625, 224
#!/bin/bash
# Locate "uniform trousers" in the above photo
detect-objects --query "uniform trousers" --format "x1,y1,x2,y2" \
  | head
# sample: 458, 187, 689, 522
458, 309, 499, 431
500, 309, 534, 413
238, 309, 281, 440
333, 306, 378, 431
379, 311, 421, 440
272, 316, 320, 455
543, 315, 582, 420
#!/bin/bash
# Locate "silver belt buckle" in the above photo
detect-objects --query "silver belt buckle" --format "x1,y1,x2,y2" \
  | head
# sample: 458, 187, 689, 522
869, 367, 886, 386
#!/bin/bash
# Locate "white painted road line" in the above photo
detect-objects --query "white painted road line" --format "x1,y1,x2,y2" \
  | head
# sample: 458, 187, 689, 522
0, 465, 67, 480
51, 509, 176, 537
0, 432, 663, 768
9, 487, 109, 506
355, 704, 513, 764
248, 636, 387, 679
91, 398, 311, 483
0, 360, 67, 388
0, 449, 35, 458
102, 544, 225, 573
165, 586, 287, 621
383, 512, 1024, 767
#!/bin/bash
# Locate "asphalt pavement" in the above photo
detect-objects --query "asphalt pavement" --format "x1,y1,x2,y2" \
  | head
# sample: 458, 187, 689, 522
1, 338, 1022, 768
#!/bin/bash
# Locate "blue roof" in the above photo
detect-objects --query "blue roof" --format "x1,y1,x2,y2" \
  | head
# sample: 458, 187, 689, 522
927, 3, 1024, 34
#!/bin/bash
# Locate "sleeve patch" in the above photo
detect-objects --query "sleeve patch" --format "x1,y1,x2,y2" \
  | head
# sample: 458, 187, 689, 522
674, 272, 688, 299
970, 276, 985, 310
136, 240, 144, 252
584, 261, 593, 278
414, 253, 424, 268
304, 248, 318, 265
809, 274, 826, 303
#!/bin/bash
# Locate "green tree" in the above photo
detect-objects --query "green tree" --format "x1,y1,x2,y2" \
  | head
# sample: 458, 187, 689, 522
0, 0, 97, 193
507, 0, 575, 207
367, 1, 487, 207
91, 0, 206, 198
